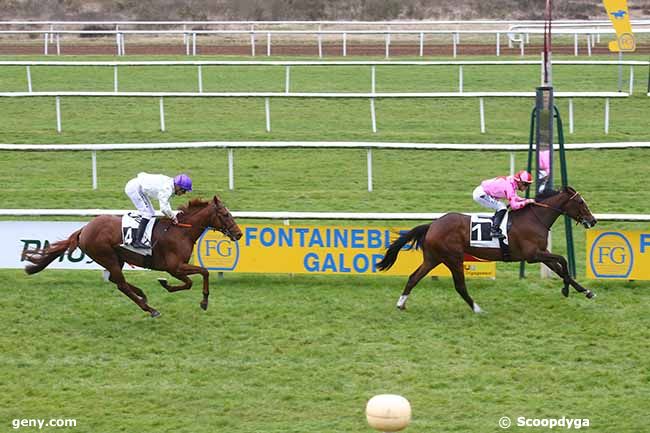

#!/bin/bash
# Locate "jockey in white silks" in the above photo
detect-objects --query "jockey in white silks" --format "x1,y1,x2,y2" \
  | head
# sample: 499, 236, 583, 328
124, 172, 192, 250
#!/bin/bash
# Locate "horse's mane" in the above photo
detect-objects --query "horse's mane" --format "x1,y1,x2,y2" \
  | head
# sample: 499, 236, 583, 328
535, 186, 575, 201
178, 198, 210, 215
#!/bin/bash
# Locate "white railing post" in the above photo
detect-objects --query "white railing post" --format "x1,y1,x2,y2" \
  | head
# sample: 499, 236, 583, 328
265, 97, 271, 132
44, 32, 49, 55
120, 33, 126, 56
452, 33, 457, 58
159, 97, 166, 132
371, 66, 376, 93
367, 148, 373, 192
479, 97, 485, 133
198, 65, 203, 93
228, 148, 234, 190
285, 66, 290, 94
604, 98, 610, 134
370, 98, 377, 133
509, 152, 515, 175
629, 67, 634, 94
91, 151, 98, 190
496, 32, 500, 56
343, 32, 347, 57
26, 66, 32, 93
586, 34, 592, 57
266, 32, 271, 56
192, 33, 197, 56
574, 33, 578, 56
569, 98, 574, 134
113, 65, 118, 92
116, 30, 121, 56
250, 28, 256, 56
318, 32, 323, 58
385, 32, 390, 59
185, 33, 190, 56
55, 96, 61, 133
56, 33, 60, 56
419, 32, 424, 57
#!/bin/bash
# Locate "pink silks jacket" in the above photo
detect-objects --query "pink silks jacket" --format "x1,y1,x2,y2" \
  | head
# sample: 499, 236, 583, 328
481, 176, 532, 210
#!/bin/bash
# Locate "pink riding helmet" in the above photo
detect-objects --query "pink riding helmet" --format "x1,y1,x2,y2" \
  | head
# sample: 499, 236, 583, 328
514, 170, 533, 184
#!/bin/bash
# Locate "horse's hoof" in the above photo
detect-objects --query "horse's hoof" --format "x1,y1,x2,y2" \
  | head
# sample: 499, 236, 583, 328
200, 302, 208, 311
561, 286, 569, 297
157, 278, 168, 288
586, 290, 596, 299
150, 310, 161, 318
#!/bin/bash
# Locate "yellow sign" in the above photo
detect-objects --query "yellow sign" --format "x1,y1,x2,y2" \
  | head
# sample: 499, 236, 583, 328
586, 230, 650, 279
603, 0, 636, 52
193, 224, 495, 278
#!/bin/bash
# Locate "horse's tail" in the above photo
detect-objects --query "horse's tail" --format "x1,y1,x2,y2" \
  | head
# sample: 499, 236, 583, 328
23, 229, 83, 275
377, 223, 431, 271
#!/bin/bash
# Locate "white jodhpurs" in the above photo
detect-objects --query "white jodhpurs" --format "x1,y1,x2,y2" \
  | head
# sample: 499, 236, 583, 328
473, 185, 507, 212
125, 178, 155, 219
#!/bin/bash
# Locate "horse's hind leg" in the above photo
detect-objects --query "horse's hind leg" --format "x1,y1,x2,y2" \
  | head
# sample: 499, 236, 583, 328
97, 256, 159, 317
444, 257, 483, 313
396, 256, 440, 310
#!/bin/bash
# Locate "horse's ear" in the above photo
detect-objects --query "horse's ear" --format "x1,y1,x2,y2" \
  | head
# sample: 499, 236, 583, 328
213, 195, 221, 205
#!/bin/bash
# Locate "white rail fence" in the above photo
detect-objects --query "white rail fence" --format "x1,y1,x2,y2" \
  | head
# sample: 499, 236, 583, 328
4, 59, 648, 95
1, 26, 649, 58
0, 209, 648, 223
2, 141, 649, 192
0, 90, 628, 135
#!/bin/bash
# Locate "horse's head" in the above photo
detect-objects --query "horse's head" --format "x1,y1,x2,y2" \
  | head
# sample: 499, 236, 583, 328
209, 196, 242, 241
552, 186, 597, 228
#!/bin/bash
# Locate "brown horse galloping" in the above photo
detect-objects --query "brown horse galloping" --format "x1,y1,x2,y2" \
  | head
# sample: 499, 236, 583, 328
377, 186, 597, 313
23, 196, 242, 317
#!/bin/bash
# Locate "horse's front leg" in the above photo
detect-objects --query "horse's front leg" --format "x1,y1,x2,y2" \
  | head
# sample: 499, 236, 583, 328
172, 263, 211, 310
533, 250, 595, 299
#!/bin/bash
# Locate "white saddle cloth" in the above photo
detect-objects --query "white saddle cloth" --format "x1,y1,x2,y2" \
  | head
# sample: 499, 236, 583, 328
469, 213, 510, 248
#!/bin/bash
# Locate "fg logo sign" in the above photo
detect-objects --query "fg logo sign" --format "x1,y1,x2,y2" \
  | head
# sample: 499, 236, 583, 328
589, 232, 633, 278
195, 231, 239, 271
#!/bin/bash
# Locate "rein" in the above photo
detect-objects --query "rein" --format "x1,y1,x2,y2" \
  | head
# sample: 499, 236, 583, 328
529, 191, 579, 228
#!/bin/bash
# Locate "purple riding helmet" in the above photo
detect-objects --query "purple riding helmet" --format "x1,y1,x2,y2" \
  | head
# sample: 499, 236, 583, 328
173, 174, 193, 192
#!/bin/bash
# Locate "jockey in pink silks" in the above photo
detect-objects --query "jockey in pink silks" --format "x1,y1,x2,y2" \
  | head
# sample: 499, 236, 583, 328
537, 149, 551, 192
472, 170, 535, 238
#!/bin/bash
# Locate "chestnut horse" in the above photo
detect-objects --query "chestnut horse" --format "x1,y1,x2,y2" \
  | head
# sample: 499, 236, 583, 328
23, 196, 242, 317
377, 186, 597, 313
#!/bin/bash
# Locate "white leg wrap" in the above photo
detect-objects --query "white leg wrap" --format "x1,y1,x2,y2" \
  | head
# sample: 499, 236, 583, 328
396, 295, 409, 308
473, 303, 483, 313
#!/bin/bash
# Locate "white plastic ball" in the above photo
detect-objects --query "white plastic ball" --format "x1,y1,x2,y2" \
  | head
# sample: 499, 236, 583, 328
365, 394, 412, 432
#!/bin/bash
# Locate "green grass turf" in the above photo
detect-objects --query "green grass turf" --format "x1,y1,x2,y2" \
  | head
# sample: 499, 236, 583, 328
1, 53, 649, 432
1, 269, 649, 433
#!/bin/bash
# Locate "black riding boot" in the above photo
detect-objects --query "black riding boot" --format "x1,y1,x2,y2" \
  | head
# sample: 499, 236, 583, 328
131, 218, 150, 249
490, 209, 507, 239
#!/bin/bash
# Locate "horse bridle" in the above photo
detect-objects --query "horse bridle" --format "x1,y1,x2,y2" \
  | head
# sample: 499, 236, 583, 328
530, 191, 581, 227
212, 202, 237, 239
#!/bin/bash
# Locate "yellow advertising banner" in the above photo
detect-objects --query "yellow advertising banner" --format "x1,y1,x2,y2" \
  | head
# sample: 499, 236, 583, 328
193, 224, 495, 278
586, 230, 650, 279
603, 0, 636, 52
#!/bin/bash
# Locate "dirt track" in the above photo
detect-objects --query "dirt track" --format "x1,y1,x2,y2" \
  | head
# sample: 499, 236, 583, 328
2, 42, 647, 56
